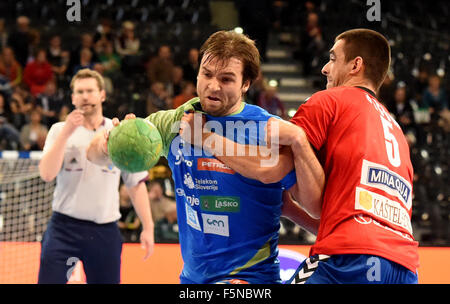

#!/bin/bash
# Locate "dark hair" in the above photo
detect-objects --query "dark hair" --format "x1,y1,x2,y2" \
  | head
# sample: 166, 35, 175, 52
336, 28, 391, 91
199, 30, 260, 86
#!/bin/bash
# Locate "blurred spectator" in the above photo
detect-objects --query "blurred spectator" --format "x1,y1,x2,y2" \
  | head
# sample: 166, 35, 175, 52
182, 48, 200, 85
0, 93, 9, 118
46, 34, 70, 86
0, 18, 8, 51
118, 183, 141, 243
19, 109, 48, 151
98, 41, 121, 77
387, 85, 418, 142
23, 49, 54, 96
115, 21, 141, 75
69, 33, 99, 75
0, 93, 21, 150
172, 81, 196, 109
422, 74, 448, 113
12, 85, 35, 117
27, 28, 41, 62
148, 181, 177, 225
93, 19, 115, 54
115, 21, 140, 57
146, 45, 174, 86
7, 16, 31, 68
0, 47, 23, 94
257, 81, 286, 118
146, 81, 172, 114
438, 109, 450, 132
167, 65, 184, 97
35, 80, 66, 128
73, 48, 97, 75
8, 95, 27, 131
411, 68, 430, 102
294, 12, 326, 76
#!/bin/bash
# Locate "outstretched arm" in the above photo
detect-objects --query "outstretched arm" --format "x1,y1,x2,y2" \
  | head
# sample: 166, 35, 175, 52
126, 181, 155, 260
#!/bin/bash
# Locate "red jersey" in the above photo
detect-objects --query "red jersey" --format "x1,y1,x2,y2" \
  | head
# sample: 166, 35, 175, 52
290, 86, 419, 272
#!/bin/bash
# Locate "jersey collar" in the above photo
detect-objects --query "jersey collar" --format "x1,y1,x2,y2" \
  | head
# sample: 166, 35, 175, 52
228, 101, 246, 116
191, 100, 246, 116
355, 86, 377, 98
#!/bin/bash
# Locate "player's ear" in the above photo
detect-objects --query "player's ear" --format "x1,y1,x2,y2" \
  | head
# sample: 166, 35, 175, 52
350, 56, 364, 75
241, 80, 250, 94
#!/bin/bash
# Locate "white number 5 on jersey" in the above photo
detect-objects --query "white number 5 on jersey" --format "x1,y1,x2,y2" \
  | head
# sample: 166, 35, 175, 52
380, 116, 401, 167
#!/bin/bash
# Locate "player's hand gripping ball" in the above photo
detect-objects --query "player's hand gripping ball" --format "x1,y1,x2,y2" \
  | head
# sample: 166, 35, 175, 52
107, 118, 163, 172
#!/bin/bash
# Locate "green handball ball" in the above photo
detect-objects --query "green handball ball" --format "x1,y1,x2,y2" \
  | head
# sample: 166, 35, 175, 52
108, 118, 163, 172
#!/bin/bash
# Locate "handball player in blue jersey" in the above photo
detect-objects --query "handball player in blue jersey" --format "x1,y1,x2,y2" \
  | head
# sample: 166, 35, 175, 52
88, 31, 323, 284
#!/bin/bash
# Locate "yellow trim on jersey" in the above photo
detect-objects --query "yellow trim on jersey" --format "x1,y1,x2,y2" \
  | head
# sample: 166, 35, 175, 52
229, 239, 271, 276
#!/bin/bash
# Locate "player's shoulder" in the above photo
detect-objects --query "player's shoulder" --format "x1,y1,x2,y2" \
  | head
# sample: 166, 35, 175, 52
178, 96, 201, 112
309, 86, 367, 104
238, 103, 274, 121
311, 86, 353, 98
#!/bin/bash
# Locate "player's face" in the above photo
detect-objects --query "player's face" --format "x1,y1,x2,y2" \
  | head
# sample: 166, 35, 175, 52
71, 78, 105, 116
321, 39, 353, 89
197, 54, 250, 116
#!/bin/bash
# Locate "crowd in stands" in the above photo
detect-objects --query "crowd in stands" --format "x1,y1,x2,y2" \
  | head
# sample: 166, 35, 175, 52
0, 0, 448, 245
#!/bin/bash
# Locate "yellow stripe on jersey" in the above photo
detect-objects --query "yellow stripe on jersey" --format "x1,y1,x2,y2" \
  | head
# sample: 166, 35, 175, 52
229, 239, 271, 276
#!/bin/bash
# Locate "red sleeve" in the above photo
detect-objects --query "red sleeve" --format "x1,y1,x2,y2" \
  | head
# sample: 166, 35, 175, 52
289, 91, 336, 151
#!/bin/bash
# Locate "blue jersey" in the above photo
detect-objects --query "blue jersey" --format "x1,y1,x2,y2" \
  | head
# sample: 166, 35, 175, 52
147, 98, 296, 283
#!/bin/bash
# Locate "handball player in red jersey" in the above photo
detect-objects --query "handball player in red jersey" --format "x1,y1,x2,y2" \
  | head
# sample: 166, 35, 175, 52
280, 29, 419, 284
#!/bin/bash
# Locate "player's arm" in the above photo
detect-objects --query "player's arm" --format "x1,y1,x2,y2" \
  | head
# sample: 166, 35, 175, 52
126, 181, 154, 260
281, 190, 320, 235
204, 131, 294, 183
181, 113, 324, 218
39, 109, 84, 181
268, 118, 325, 219
179, 112, 293, 183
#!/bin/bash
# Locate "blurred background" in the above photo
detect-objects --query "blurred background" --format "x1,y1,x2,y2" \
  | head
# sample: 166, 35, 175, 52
0, 0, 448, 247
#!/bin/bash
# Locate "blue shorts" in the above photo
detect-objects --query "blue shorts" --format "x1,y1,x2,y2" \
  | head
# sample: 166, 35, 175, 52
38, 212, 123, 284
287, 254, 418, 284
